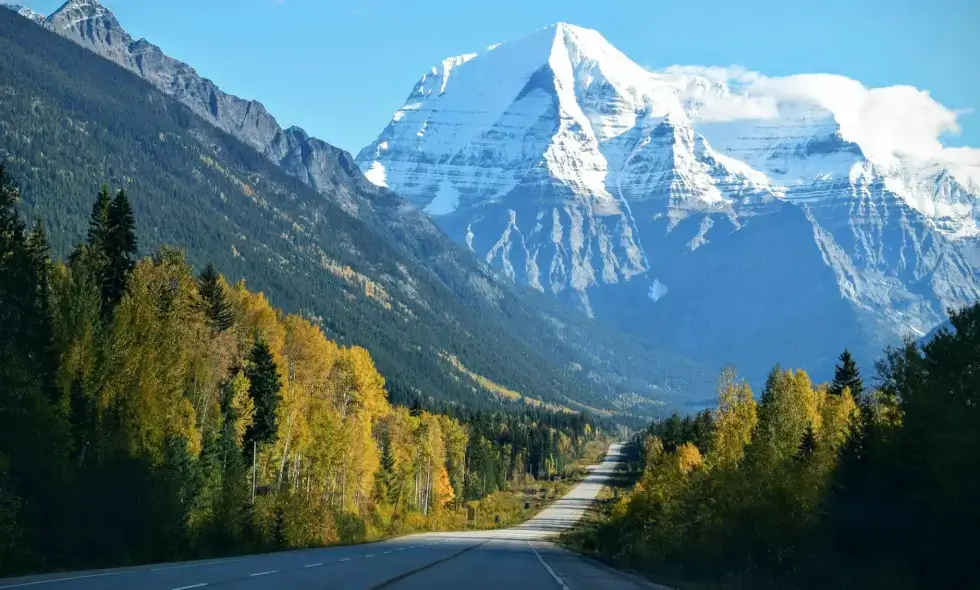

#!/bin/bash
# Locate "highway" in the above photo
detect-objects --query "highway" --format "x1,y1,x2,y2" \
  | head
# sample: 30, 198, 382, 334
0, 443, 666, 590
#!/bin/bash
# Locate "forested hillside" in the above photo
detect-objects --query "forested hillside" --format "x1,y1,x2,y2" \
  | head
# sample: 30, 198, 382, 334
0, 7, 715, 420
0, 168, 607, 574
567, 309, 979, 589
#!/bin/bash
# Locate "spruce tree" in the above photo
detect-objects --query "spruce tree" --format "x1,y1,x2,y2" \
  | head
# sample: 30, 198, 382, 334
375, 430, 398, 504
830, 349, 864, 399
244, 339, 282, 447
26, 219, 58, 404
0, 167, 52, 392
86, 184, 111, 253
102, 189, 137, 311
197, 263, 235, 333
26, 218, 51, 292
408, 395, 423, 417
796, 425, 817, 461
0, 164, 32, 390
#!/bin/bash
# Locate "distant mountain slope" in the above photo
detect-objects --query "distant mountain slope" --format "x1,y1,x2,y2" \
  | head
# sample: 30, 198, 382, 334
356, 22, 980, 383
0, 7, 714, 418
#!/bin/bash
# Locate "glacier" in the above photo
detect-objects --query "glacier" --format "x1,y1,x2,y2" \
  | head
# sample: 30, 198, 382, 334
357, 22, 980, 382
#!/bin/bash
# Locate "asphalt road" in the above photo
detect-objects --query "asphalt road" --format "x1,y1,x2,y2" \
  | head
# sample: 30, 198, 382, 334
0, 443, 665, 590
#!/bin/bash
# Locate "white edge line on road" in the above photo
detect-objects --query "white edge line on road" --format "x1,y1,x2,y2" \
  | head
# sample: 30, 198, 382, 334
527, 541, 570, 590
152, 559, 237, 572
304, 563, 322, 568
172, 584, 208, 590
249, 571, 276, 577
0, 573, 117, 588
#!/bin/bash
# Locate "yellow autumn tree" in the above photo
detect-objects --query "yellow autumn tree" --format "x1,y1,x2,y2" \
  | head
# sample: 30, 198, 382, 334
99, 250, 201, 460
676, 443, 704, 475
707, 365, 758, 470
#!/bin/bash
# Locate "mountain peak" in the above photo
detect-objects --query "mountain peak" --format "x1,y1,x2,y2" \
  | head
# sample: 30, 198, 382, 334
2, 3, 45, 23
49, 0, 119, 25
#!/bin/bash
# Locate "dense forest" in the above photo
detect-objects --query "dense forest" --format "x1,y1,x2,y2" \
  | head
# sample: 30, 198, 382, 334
0, 7, 714, 422
0, 167, 606, 575
569, 316, 978, 589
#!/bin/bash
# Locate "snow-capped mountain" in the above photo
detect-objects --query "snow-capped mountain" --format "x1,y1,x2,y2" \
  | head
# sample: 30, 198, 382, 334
357, 22, 980, 381
1, 2, 725, 410
3, 3, 42, 23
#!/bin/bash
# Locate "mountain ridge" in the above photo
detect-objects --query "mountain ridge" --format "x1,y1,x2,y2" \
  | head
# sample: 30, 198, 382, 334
0, 3, 716, 415
356, 22, 980, 382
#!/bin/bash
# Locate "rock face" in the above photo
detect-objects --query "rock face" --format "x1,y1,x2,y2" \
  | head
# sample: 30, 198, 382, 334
4, 1, 409, 225
356, 22, 980, 381
5, 3, 42, 23
3, 2, 721, 410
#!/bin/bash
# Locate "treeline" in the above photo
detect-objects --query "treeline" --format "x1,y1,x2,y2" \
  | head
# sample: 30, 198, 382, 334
578, 318, 978, 589
0, 168, 603, 574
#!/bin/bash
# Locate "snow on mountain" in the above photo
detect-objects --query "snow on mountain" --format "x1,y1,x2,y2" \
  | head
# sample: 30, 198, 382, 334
357, 22, 980, 381
1, 2, 44, 23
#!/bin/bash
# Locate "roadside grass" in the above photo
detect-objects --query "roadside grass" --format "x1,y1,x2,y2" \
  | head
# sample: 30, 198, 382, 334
368, 438, 612, 538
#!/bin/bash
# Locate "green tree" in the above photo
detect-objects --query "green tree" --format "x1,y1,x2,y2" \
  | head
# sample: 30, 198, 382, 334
0, 165, 72, 572
829, 348, 863, 399
102, 189, 137, 311
86, 185, 112, 253
26, 219, 51, 300
197, 263, 235, 333
243, 339, 282, 447
374, 429, 398, 504
795, 425, 817, 461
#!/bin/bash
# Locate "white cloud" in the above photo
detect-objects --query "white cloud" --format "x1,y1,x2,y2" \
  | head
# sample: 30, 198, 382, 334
661, 64, 978, 167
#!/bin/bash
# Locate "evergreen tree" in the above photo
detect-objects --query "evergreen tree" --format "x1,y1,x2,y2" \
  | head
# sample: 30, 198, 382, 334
26, 219, 50, 296
25, 219, 57, 404
102, 189, 137, 311
795, 425, 817, 461
86, 184, 111, 253
409, 395, 423, 417
0, 164, 31, 398
0, 165, 51, 394
661, 412, 684, 452
830, 348, 864, 399
243, 339, 282, 447
0, 166, 71, 572
374, 430, 398, 504
197, 263, 235, 333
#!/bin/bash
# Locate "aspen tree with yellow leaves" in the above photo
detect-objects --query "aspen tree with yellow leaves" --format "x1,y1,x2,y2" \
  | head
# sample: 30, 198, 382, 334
0, 173, 610, 574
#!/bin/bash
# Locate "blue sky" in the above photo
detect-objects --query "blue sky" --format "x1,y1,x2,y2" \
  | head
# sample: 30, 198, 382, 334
21, 0, 980, 155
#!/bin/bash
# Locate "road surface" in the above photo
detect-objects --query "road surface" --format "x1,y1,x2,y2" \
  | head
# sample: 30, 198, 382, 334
0, 443, 664, 590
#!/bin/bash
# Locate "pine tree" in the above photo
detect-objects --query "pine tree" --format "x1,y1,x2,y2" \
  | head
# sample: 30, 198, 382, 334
374, 430, 398, 504
102, 189, 138, 311
26, 219, 51, 298
244, 339, 282, 447
0, 166, 51, 392
409, 395, 423, 417
0, 164, 32, 393
830, 348, 864, 399
796, 425, 817, 461
25, 219, 58, 404
86, 184, 111, 252
197, 263, 235, 333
